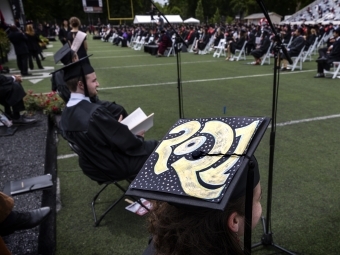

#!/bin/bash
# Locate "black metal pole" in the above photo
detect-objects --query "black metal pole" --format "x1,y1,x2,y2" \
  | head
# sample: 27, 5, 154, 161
252, 1, 295, 254
149, 0, 187, 119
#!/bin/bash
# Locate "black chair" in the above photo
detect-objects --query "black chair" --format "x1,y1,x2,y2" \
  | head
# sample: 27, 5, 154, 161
68, 142, 147, 227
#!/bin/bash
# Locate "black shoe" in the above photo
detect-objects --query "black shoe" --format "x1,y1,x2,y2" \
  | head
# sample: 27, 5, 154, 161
12, 116, 37, 125
314, 73, 325, 78
316, 57, 327, 62
22, 73, 32, 76
0, 207, 51, 236
41, 57, 45, 61
38, 66, 44, 69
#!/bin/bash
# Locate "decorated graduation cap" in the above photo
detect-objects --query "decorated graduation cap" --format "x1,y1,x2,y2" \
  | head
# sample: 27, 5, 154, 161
126, 116, 270, 211
51, 55, 94, 97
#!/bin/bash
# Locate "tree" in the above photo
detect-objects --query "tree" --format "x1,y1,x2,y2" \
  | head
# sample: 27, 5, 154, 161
195, 0, 204, 24
229, 0, 256, 18
212, 7, 220, 24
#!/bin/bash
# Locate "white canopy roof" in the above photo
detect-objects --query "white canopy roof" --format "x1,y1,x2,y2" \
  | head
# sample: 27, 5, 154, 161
183, 17, 200, 24
133, 15, 183, 24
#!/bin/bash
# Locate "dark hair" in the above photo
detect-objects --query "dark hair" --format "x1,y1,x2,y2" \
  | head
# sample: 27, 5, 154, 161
147, 196, 246, 255
66, 76, 84, 92
69, 17, 81, 28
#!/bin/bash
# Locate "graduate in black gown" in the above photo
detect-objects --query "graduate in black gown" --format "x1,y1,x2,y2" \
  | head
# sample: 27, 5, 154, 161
0, 74, 37, 125
54, 57, 158, 183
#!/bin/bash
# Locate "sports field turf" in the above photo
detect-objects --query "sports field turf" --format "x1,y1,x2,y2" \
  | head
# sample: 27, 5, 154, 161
6, 37, 340, 255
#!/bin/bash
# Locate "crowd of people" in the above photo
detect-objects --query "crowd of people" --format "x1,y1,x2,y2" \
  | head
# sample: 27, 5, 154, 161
1, 7, 340, 254
96, 20, 340, 74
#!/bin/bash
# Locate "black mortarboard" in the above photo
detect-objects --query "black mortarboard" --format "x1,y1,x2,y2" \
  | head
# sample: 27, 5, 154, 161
51, 55, 94, 96
126, 116, 270, 211
54, 44, 75, 65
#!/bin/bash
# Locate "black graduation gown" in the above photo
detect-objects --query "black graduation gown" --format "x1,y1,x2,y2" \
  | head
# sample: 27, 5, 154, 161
59, 100, 158, 183
0, 75, 26, 106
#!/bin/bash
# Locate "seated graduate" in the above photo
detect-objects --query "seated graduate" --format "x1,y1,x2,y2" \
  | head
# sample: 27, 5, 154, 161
314, 27, 340, 78
192, 27, 210, 54
156, 29, 172, 57
125, 117, 270, 255
51, 44, 128, 119
53, 57, 158, 183
279, 28, 306, 71
225, 29, 247, 61
250, 29, 271, 65
0, 191, 50, 255
0, 74, 36, 125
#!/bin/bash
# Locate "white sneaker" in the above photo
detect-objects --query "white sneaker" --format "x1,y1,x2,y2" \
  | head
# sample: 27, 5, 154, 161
229, 58, 234, 61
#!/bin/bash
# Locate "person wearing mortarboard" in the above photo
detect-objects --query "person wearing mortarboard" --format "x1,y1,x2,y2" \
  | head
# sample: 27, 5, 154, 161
126, 116, 270, 255
52, 56, 158, 183
51, 44, 128, 120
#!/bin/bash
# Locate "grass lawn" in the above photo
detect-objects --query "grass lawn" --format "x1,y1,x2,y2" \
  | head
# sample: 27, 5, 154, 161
5, 37, 340, 255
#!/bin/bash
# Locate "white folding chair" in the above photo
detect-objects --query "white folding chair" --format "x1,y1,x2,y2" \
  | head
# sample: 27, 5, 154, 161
287, 46, 305, 71
324, 62, 340, 79
134, 36, 145, 50
213, 39, 226, 58
167, 37, 176, 57
188, 37, 197, 53
199, 37, 215, 55
303, 38, 318, 62
234, 41, 248, 61
261, 42, 274, 65
132, 36, 140, 49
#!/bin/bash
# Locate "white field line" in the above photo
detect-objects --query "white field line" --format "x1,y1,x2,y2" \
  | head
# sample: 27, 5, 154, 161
95, 60, 220, 70
57, 113, 340, 160
97, 70, 314, 91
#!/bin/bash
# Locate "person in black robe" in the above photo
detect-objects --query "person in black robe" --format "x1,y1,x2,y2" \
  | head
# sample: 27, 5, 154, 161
250, 30, 271, 65
279, 28, 306, 71
56, 58, 158, 183
0, 74, 37, 124
58, 19, 70, 45
314, 27, 340, 78
7, 25, 31, 76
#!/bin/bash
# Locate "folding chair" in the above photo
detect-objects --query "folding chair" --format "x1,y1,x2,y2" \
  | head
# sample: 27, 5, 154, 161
317, 33, 326, 48
212, 39, 226, 58
134, 36, 146, 51
287, 46, 305, 71
199, 37, 215, 55
68, 142, 148, 227
166, 37, 176, 57
303, 38, 318, 62
132, 36, 141, 50
234, 41, 248, 61
324, 62, 340, 79
261, 42, 274, 65
187, 37, 197, 53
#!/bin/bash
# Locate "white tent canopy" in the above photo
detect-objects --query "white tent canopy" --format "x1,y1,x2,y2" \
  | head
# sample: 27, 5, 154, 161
133, 15, 183, 24
183, 17, 200, 24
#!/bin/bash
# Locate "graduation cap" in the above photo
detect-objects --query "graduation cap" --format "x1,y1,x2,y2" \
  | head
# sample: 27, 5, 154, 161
51, 55, 94, 97
54, 44, 75, 65
126, 116, 270, 211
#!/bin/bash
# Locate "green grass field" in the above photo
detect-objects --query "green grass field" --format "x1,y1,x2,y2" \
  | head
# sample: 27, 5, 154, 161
7, 38, 340, 255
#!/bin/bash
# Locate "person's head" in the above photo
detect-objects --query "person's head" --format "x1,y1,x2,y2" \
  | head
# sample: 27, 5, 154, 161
148, 181, 262, 255
66, 70, 99, 97
25, 23, 35, 35
333, 28, 340, 38
63, 19, 68, 27
145, 153, 263, 255
69, 17, 81, 29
